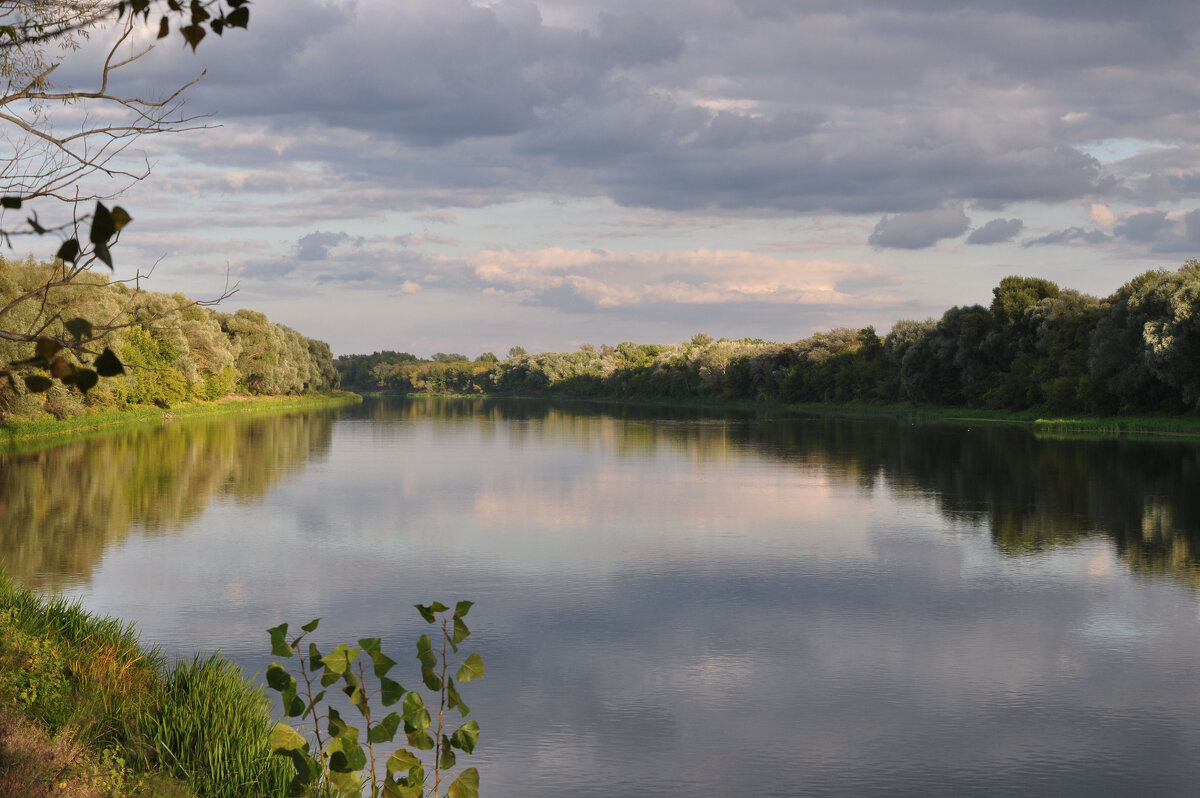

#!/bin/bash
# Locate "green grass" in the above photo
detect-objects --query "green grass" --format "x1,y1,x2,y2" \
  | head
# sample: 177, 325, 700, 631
483, 393, 1200, 440
144, 653, 292, 798
0, 573, 291, 797
0, 391, 361, 454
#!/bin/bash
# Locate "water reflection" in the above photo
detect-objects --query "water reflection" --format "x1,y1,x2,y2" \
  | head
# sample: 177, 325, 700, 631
0, 410, 336, 590
13, 397, 1200, 797
349, 398, 1200, 586
6, 398, 1200, 592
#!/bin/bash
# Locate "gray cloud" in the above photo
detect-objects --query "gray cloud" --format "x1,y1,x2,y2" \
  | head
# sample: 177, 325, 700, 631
1022, 227, 1112, 247
297, 231, 351, 261
1114, 210, 1173, 243
121, 0, 1177, 219
869, 205, 970, 249
967, 218, 1024, 245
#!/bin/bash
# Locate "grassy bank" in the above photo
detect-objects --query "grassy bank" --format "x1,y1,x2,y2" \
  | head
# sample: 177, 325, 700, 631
0, 391, 361, 453
764, 401, 1200, 439
444, 392, 1200, 440
0, 574, 289, 798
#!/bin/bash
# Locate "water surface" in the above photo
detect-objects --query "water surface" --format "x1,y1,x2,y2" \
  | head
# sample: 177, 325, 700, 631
5, 397, 1200, 797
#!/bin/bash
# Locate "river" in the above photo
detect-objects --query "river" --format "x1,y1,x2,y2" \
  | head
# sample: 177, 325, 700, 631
4, 396, 1200, 797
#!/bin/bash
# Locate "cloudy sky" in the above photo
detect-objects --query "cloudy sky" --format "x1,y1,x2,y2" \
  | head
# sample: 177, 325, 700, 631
41, 0, 1200, 355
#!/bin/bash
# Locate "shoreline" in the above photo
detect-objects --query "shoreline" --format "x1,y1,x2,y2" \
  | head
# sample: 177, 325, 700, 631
0, 391, 362, 454
355, 391, 1200, 440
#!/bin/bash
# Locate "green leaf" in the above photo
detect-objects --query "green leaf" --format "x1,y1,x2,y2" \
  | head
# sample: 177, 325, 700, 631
359, 637, 398, 678
439, 737, 457, 770
447, 768, 480, 798
321, 643, 360, 676
452, 617, 470, 647
267, 624, 293, 657
456, 653, 485, 683
24, 375, 52, 393
406, 727, 435, 750
55, 239, 79, 263
383, 779, 423, 798
111, 206, 132, 232
328, 745, 367, 774
181, 22, 206, 49
90, 203, 115, 244
343, 679, 367, 713
1, 196, 20, 209
449, 720, 480, 754
367, 711, 401, 744
265, 663, 294, 692
446, 678, 469, 717
301, 618, 320, 633
94, 348, 125, 376
414, 602, 448, 623
64, 317, 92, 340
328, 768, 365, 795
301, 690, 324, 720
327, 707, 349, 738
385, 749, 421, 775
283, 749, 317, 790
227, 5, 249, 27
380, 676, 405, 706
269, 722, 308, 754
454, 600, 474, 619
401, 691, 431, 731
72, 369, 99, 394
93, 240, 113, 269
284, 692, 305, 717
307, 642, 323, 670
416, 635, 435, 669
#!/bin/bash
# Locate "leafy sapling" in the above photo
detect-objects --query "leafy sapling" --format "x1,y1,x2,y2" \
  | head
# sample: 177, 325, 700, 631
266, 601, 485, 798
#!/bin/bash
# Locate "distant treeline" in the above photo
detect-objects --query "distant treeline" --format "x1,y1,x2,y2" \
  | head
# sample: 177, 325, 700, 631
339, 260, 1200, 415
1, 257, 338, 420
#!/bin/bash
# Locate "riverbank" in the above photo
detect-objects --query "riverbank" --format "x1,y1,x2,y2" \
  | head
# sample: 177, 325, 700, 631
0, 391, 362, 453
381, 391, 1200, 440
0, 574, 288, 798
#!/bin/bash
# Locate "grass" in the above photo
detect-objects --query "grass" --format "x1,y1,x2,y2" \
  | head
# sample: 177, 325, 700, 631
0, 573, 291, 797
0, 390, 361, 454
504, 394, 1200, 440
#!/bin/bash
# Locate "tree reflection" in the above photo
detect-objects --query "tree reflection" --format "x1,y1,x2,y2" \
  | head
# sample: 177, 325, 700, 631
360, 399, 1200, 586
0, 411, 335, 590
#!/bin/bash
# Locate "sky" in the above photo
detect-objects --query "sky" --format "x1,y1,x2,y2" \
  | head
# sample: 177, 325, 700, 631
30, 0, 1200, 356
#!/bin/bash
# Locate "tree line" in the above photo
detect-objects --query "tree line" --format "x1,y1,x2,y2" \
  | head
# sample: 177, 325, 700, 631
0, 256, 339, 421
338, 260, 1200, 415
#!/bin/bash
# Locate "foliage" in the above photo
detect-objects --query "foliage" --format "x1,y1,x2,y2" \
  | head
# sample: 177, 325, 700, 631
0, 572, 292, 797
267, 602, 484, 798
0, 256, 338, 420
337, 261, 1200, 417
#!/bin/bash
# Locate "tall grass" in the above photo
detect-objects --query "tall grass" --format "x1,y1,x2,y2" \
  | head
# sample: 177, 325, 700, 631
143, 653, 292, 798
0, 574, 290, 797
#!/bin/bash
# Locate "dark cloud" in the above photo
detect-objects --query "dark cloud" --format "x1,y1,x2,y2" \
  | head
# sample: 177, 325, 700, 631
967, 218, 1024, 245
869, 205, 970, 249
120, 0, 1166, 219
1114, 210, 1172, 243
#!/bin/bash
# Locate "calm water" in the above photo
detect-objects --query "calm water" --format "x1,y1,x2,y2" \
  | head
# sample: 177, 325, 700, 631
5, 397, 1200, 797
